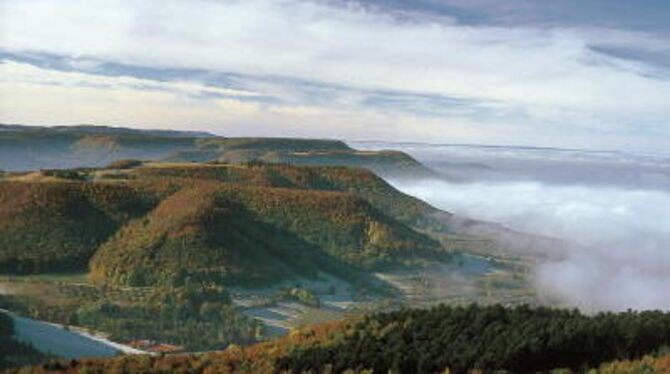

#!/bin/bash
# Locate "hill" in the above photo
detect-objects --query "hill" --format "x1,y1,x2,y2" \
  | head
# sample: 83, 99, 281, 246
0, 160, 548, 288
0, 130, 197, 171
89, 180, 440, 287
0, 162, 444, 287
253, 149, 435, 178
0, 124, 435, 178
0, 182, 156, 273
194, 137, 351, 152
130, 162, 442, 230
0, 124, 215, 138
181, 138, 435, 178
9, 304, 670, 374
129, 162, 553, 259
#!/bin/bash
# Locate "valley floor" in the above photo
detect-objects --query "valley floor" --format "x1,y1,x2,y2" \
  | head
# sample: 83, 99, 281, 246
230, 253, 534, 337
0, 252, 534, 363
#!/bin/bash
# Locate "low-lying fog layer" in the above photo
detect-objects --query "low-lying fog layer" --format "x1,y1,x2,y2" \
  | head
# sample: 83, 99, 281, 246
353, 142, 670, 311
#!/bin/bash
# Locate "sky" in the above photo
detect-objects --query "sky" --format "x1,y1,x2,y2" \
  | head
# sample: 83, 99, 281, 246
1, 0, 670, 153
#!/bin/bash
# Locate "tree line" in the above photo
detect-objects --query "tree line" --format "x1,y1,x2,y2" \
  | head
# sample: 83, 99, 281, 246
278, 304, 670, 373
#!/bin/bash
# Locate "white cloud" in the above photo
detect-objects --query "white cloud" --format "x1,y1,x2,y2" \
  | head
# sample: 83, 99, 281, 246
390, 178, 670, 311
0, 61, 259, 98
0, 60, 435, 140
1, 0, 670, 150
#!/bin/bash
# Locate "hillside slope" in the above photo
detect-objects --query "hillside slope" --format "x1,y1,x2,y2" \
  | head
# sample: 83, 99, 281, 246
89, 180, 440, 287
129, 163, 544, 257
0, 182, 156, 273
0, 162, 444, 286
131, 162, 443, 230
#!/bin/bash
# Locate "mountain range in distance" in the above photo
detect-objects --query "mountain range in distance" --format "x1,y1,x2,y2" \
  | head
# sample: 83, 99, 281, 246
0, 124, 435, 179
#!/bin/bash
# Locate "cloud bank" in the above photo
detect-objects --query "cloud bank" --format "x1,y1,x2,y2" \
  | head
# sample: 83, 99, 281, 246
393, 179, 670, 311
380, 142, 670, 311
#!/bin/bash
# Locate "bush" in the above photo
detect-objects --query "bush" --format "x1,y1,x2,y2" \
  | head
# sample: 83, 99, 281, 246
41, 169, 87, 180
106, 159, 143, 169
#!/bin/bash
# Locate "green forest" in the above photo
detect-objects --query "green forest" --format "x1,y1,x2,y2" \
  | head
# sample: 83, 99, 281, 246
279, 304, 670, 373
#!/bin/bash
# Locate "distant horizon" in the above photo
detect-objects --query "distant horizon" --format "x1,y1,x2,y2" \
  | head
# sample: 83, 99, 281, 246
5, 121, 670, 158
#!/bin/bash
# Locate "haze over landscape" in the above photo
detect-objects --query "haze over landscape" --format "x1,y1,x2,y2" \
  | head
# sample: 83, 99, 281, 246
356, 142, 670, 311
1, 1, 670, 373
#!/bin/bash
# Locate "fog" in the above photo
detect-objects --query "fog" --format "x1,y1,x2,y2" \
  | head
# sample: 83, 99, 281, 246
353, 142, 670, 311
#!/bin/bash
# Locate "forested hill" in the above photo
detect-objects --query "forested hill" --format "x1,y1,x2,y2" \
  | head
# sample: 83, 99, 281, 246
0, 124, 434, 178
9, 304, 670, 374
0, 162, 450, 287
130, 162, 443, 231
88, 180, 441, 287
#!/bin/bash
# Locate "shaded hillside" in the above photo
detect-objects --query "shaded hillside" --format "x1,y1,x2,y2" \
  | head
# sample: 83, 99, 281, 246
89, 180, 440, 287
0, 182, 156, 273
10, 305, 670, 374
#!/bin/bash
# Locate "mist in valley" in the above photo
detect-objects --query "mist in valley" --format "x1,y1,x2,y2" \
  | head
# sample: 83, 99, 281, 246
353, 142, 670, 311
